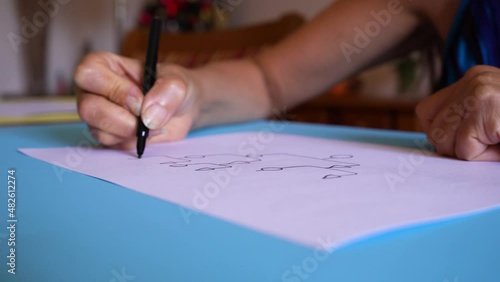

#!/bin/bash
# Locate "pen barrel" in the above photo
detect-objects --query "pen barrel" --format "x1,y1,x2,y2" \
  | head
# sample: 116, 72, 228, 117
137, 120, 149, 138
137, 17, 161, 157
141, 17, 162, 95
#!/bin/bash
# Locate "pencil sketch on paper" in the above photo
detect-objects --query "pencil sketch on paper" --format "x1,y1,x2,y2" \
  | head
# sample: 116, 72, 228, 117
133, 153, 360, 180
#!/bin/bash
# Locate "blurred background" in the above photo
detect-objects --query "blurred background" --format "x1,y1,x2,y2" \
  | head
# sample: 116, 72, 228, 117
0, 0, 331, 97
0, 0, 436, 131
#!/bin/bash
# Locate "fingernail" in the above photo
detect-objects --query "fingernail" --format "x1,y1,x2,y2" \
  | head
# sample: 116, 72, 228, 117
142, 104, 168, 130
127, 96, 142, 116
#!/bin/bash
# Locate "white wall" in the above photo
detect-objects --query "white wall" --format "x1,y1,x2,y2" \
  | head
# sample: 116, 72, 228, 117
46, 0, 115, 95
44, 0, 150, 95
0, 0, 147, 97
229, 0, 334, 27
0, 0, 25, 95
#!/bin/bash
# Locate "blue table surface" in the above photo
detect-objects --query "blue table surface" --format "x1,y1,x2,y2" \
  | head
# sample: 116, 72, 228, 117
0, 120, 499, 282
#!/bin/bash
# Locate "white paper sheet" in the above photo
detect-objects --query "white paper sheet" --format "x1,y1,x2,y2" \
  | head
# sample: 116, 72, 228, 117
21, 133, 500, 249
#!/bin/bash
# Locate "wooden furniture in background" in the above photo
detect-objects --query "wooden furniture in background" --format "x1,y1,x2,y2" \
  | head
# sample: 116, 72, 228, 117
121, 13, 305, 66
290, 93, 423, 132
16, 0, 50, 96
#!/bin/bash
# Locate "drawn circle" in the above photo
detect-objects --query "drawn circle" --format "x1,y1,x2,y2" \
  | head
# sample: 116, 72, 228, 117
197, 167, 215, 171
330, 165, 355, 168
246, 154, 263, 158
185, 155, 206, 159
260, 167, 284, 172
229, 161, 250, 165
329, 155, 353, 159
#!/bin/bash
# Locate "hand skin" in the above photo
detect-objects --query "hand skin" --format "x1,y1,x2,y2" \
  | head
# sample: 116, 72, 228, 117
416, 66, 500, 161
74, 54, 271, 149
73, 0, 500, 163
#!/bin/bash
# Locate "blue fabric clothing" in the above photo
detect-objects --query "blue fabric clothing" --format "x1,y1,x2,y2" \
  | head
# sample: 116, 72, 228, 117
441, 0, 500, 87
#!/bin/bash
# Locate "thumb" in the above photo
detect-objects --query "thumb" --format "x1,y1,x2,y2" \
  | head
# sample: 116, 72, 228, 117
141, 71, 189, 130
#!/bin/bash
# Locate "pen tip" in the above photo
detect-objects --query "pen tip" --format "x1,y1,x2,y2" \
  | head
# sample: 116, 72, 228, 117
137, 137, 146, 159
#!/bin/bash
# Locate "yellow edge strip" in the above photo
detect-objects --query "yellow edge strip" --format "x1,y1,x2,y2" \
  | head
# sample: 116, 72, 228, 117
0, 113, 81, 126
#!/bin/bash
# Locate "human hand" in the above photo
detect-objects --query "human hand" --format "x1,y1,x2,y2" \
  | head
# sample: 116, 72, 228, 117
74, 52, 200, 149
416, 65, 500, 161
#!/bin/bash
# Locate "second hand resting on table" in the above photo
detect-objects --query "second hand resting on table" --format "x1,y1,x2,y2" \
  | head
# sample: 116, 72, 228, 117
74, 0, 500, 161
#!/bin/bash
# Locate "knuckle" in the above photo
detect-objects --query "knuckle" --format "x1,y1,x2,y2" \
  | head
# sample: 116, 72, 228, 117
107, 79, 126, 104
165, 77, 188, 98
471, 69, 495, 83
463, 70, 498, 103
152, 75, 189, 108
74, 52, 114, 86
464, 65, 490, 80
158, 66, 189, 87
472, 81, 495, 101
74, 63, 94, 86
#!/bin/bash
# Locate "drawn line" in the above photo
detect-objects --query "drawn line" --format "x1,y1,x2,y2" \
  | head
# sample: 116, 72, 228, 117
132, 153, 361, 180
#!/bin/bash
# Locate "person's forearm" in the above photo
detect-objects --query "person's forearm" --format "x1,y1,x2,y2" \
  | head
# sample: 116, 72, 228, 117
191, 0, 445, 129
257, 0, 424, 109
191, 59, 272, 129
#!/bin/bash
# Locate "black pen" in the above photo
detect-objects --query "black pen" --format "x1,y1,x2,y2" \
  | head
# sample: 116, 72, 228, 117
137, 17, 162, 158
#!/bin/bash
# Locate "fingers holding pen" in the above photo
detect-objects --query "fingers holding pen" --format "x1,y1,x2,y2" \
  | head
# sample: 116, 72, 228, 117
74, 50, 201, 149
140, 69, 191, 130
75, 53, 144, 116
77, 92, 138, 140
89, 126, 167, 148
111, 115, 193, 150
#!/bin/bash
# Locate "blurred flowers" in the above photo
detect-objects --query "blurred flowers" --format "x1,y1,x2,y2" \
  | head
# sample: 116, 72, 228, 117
138, 0, 215, 33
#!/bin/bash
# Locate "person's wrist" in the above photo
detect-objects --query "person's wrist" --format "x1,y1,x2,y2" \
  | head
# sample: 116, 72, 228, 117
188, 68, 208, 130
